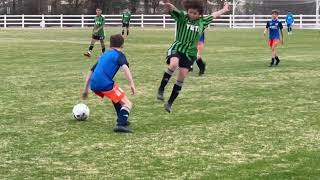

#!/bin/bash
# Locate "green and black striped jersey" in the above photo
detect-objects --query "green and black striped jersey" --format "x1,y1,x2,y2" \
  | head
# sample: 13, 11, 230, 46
93, 15, 106, 37
168, 9, 213, 60
122, 12, 131, 24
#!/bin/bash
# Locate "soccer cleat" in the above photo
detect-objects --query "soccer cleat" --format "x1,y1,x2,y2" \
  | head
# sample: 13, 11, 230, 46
157, 89, 165, 101
84, 51, 92, 58
164, 102, 172, 113
275, 59, 280, 66
113, 126, 133, 133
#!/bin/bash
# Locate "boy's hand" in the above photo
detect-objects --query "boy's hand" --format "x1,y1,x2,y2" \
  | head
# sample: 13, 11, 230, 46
159, 0, 169, 5
130, 85, 136, 95
223, 2, 230, 12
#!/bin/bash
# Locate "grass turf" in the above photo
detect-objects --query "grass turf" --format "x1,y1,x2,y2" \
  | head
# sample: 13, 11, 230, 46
0, 27, 320, 179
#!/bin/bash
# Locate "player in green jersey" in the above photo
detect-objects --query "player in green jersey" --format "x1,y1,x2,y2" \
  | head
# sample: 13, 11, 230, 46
157, 0, 229, 113
84, 8, 106, 58
122, 10, 132, 37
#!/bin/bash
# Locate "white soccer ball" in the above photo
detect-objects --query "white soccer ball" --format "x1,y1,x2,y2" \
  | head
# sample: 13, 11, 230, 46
72, 103, 90, 121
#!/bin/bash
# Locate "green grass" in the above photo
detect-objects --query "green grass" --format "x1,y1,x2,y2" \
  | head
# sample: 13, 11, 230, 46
0, 27, 320, 179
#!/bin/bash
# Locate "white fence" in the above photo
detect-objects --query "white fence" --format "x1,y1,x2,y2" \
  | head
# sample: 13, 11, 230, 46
0, 14, 319, 29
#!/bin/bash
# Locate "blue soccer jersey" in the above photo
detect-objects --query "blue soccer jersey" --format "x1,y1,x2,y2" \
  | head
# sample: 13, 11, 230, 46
90, 49, 129, 91
266, 19, 283, 40
286, 14, 294, 25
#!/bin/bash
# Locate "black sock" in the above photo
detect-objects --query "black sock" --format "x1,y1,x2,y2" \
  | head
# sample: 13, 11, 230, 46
168, 81, 183, 105
122, 30, 124, 35
117, 107, 130, 126
271, 58, 275, 66
102, 47, 106, 53
113, 102, 121, 116
89, 45, 94, 51
196, 58, 205, 71
275, 56, 280, 65
159, 69, 173, 92
127, 30, 129, 36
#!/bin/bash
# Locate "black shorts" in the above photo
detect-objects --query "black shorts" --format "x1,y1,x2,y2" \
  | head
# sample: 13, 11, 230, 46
166, 52, 196, 70
92, 35, 105, 41
122, 23, 130, 28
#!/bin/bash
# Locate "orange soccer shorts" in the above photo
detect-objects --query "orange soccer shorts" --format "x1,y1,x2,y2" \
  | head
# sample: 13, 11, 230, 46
268, 39, 280, 48
94, 84, 126, 103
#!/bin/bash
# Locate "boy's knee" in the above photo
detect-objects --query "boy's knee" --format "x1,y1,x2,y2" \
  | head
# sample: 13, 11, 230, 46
125, 100, 133, 110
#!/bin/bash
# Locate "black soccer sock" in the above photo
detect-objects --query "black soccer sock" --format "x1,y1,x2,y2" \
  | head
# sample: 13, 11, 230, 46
127, 30, 129, 36
117, 106, 130, 126
275, 56, 280, 65
89, 45, 94, 51
196, 58, 205, 71
122, 30, 125, 35
168, 81, 183, 105
113, 102, 122, 116
102, 47, 106, 53
270, 58, 275, 66
159, 69, 174, 92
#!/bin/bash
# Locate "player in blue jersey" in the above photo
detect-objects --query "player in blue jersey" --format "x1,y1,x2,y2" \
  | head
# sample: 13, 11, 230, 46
82, 34, 136, 133
264, 9, 284, 67
286, 11, 294, 35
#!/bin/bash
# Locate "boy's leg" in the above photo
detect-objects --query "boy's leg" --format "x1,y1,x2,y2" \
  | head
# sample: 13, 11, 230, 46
127, 26, 130, 36
165, 68, 188, 113
100, 39, 106, 53
274, 45, 280, 66
157, 57, 178, 101
84, 39, 97, 57
114, 95, 133, 133
196, 58, 206, 76
196, 43, 206, 76
113, 102, 121, 116
122, 26, 125, 36
270, 46, 276, 67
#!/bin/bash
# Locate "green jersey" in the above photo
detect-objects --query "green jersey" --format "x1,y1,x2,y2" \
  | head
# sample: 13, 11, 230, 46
168, 9, 213, 60
93, 15, 105, 37
122, 12, 131, 24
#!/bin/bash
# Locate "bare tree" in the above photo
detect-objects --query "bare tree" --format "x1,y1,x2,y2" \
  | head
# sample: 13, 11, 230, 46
129, 0, 139, 14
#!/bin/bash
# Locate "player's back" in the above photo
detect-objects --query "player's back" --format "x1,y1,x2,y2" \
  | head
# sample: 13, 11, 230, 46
90, 49, 126, 91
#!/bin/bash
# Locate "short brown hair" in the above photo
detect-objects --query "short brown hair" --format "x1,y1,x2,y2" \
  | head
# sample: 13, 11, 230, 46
272, 9, 280, 15
182, 0, 204, 15
110, 34, 124, 48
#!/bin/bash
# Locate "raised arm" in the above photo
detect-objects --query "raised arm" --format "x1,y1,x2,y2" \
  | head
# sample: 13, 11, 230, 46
211, 2, 230, 18
121, 65, 136, 95
159, 0, 177, 13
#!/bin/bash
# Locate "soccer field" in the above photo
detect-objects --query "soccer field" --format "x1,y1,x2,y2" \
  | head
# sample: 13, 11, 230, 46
0, 28, 320, 179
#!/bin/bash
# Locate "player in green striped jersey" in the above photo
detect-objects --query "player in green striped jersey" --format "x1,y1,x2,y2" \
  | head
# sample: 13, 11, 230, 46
122, 10, 132, 37
84, 8, 106, 58
157, 0, 229, 113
